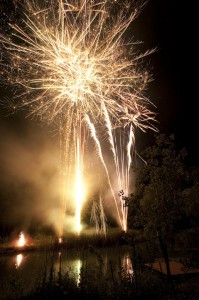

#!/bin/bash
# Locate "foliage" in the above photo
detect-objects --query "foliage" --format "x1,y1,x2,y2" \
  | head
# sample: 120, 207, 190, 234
182, 166, 199, 225
129, 133, 190, 237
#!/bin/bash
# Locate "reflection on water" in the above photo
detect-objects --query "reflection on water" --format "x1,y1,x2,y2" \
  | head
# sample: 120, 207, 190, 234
15, 254, 23, 269
122, 254, 134, 281
57, 252, 81, 286
0, 247, 133, 300
75, 259, 82, 286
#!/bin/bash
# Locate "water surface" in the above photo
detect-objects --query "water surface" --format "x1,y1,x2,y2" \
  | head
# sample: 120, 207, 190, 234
0, 246, 133, 299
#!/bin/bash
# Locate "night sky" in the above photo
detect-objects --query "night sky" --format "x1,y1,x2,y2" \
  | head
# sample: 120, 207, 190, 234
0, 0, 198, 232
135, 0, 198, 165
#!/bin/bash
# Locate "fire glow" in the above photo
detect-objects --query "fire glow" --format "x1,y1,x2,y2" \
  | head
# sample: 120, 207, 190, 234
17, 232, 26, 248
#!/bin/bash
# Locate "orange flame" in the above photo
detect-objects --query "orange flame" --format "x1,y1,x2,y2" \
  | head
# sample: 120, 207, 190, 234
17, 232, 26, 247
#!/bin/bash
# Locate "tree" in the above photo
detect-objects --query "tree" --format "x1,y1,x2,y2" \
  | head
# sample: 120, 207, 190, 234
129, 133, 188, 279
182, 166, 199, 228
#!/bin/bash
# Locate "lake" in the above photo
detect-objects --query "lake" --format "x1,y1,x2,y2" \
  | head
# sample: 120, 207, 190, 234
0, 246, 134, 299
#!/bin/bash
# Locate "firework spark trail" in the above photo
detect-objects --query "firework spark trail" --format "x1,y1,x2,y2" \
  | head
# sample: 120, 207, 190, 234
59, 117, 75, 234
75, 132, 84, 235
120, 133, 127, 229
127, 125, 135, 185
99, 194, 107, 236
85, 114, 123, 228
123, 124, 135, 231
0, 0, 157, 233
91, 194, 107, 236
102, 103, 122, 189
103, 102, 126, 228
103, 102, 131, 230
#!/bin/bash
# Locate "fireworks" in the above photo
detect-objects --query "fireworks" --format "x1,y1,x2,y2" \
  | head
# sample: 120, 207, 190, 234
90, 194, 107, 236
0, 0, 156, 233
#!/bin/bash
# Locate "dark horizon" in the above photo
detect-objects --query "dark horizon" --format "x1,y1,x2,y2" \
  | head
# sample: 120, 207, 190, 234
134, 0, 198, 164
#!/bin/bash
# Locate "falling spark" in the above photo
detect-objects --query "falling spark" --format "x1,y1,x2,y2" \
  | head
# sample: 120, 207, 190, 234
91, 194, 107, 236
75, 132, 85, 234
0, 0, 157, 232
85, 114, 123, 227
123, 124, 135, 231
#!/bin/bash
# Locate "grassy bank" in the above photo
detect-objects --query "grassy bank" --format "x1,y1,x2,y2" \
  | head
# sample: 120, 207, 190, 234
0, 228, 143, 254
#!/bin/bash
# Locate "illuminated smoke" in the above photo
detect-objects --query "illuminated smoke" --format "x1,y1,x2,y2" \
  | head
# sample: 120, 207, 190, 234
0, 1, 156, 233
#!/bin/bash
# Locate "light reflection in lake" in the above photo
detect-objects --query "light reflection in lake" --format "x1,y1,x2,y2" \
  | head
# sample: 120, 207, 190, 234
0, 247, 133, 300
75, 259, 82, 286
15, 254, 23, 269
122, 254, 134, 281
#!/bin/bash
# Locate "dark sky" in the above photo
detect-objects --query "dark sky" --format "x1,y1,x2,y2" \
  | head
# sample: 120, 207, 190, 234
0, 0, 198, 232
135, 0, 198, 164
